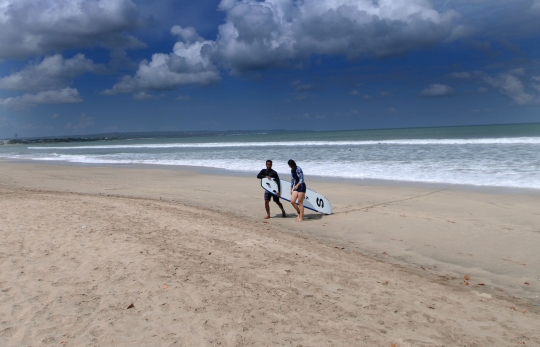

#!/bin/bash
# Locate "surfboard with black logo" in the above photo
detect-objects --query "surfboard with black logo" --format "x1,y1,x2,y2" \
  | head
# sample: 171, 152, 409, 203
260, 178, 332, 214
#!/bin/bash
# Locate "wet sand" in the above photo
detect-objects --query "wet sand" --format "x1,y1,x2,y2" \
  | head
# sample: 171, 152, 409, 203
0, 161, 539, 346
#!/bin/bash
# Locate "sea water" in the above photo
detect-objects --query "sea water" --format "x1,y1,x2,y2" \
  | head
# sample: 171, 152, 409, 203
1, 123, 539, 189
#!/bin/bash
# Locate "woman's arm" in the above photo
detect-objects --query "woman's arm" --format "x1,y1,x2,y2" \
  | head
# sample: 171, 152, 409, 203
296, 167, 304, 184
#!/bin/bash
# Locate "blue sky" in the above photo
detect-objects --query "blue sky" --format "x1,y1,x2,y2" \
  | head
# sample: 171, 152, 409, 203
0, 0, 539, 138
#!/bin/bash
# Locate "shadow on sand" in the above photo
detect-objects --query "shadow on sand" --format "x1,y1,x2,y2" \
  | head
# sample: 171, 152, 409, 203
275, 213, 323, 221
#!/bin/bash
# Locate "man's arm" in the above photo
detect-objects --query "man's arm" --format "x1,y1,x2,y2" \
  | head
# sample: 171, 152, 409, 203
273, 172, 281, 192
256, 169, 267, 179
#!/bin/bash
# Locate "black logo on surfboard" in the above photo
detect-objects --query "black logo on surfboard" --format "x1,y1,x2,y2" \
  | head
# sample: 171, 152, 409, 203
316, 198, 324, 208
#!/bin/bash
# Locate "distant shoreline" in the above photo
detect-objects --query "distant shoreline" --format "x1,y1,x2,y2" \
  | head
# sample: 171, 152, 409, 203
0, 129, 310, 144
2, 122, 539, 143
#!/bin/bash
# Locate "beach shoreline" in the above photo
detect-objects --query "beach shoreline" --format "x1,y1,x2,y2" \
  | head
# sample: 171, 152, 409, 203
2, 157, 540, 197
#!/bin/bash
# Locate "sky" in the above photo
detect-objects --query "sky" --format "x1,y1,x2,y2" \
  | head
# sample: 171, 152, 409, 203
0, 0, 539, 138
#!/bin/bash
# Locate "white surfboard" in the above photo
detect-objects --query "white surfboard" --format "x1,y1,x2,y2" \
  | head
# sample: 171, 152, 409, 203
261, 178, 333, 215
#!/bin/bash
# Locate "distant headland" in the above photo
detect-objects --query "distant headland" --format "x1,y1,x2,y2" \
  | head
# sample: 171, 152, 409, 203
0, 129, 307, 145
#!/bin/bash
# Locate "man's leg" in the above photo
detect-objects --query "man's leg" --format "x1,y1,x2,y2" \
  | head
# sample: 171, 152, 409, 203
264, 200, 271, 219
274, 196, 286, 217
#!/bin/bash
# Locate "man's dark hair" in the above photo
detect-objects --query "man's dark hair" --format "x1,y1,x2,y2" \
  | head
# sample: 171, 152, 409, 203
288, 159, 296, 167
266, 159, 272, 164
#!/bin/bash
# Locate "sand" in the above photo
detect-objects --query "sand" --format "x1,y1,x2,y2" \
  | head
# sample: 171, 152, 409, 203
0, 161, 539, 346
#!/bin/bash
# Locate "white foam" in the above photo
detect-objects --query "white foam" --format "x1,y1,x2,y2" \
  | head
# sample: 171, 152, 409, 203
13, 154, 539, 190
27, 137, 540, 150
1, 134, 538, 190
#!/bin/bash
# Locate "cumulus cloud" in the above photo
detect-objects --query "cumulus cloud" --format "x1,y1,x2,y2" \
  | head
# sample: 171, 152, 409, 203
103, 26, 220, 95
215, 0, 461, 73
0, 87, 83, 108
418, 84, 455, 97
0, 54, 104, 92
104, 0, 462, 91
0, 0, 145, 59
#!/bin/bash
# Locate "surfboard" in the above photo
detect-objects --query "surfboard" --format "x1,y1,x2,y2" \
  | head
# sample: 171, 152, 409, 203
260, 178, 333, 215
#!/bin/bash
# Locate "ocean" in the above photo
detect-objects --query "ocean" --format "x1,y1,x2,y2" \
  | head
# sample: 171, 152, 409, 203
1, 123, 539, 189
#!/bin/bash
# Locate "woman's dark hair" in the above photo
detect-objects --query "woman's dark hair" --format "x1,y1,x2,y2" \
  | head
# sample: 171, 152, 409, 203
266, 159, 272, 164
287, 159, 296, 168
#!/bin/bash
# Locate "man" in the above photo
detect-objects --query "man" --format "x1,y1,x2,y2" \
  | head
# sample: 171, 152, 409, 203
257, 160, 286, 219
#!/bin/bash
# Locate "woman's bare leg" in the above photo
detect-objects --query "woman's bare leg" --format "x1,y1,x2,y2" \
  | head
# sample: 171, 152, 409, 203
296, 192, 305, 221
290, 191, 300, 215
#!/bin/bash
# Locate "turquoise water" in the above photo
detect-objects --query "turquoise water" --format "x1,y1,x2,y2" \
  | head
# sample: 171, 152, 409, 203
1, 123, 540, 189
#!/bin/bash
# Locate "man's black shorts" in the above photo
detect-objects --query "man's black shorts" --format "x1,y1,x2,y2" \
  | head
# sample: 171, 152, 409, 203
264, 190, 280, 203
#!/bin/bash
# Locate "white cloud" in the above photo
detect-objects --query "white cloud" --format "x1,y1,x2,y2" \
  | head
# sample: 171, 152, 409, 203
104, 0, 463, 91
0, 87, 83, 108
418, 84, 455, 97
103, 27, 220, 94
481, 72, 536, 105
170, 26, 204, 43
176, 95, 191, 101
349, 90, 361, 95
0, 0, 145, 59
0, 54, 104, 92
508, 68, 526, 76
451, 70, 540, 105
215, 0, 461, 73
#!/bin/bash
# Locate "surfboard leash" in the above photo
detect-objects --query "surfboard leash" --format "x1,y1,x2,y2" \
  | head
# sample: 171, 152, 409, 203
333, 187, 450, 215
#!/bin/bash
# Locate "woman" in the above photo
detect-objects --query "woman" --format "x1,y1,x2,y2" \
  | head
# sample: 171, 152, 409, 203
288, 159, 306, 222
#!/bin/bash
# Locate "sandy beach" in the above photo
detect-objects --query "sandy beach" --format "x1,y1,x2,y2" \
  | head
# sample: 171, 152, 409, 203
1, 161, 539, 346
